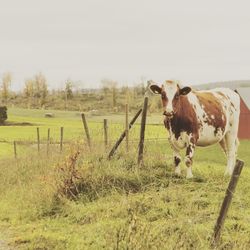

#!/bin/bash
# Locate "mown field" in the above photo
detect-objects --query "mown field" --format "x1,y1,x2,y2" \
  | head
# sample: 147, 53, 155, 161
0, 108, 249, 249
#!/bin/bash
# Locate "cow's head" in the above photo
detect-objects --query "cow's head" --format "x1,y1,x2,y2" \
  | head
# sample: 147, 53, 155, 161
149, 80, 192, 118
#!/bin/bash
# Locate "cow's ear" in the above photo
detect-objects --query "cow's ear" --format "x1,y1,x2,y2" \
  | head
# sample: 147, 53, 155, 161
179, 86, 191, 95
149, 84, 162, 94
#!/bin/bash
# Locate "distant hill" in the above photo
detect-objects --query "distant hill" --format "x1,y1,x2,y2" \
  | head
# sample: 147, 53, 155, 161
193, 80, 250, 90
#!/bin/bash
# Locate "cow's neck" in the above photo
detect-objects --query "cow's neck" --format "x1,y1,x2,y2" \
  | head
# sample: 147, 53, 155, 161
164, 95, 199, 141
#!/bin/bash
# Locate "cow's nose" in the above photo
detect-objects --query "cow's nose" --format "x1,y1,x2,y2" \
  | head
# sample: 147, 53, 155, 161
163, 111, 174, 117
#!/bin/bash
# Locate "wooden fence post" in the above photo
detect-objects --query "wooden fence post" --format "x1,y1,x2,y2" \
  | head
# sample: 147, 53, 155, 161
104, 119, 108, 147
108, 108, 142, 159
14, 141, 17, 159
47, 128, 50, 155
37, 127, 40, 152
81, 113, 91, 148
125, 104, 129, 152
137, 97, 148, 165
60, 127, 64, 152
212, 159, 244, 246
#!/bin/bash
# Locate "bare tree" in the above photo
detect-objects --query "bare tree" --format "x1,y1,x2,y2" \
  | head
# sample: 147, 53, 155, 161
1, 72, 12, 104
112, 82, 118, 108
101, 78, 110, 97
24, 78, 34, 97
24, 78, 35, 108
101, 78, 118, 109
34, 73, 48, 107
65, 79, 74, 99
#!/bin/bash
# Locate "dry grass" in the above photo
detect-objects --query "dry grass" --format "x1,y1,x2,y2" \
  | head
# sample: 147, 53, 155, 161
0, 139, 249, 249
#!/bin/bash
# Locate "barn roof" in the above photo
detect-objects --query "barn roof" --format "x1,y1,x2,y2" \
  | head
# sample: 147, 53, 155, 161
236, 87, 250, 110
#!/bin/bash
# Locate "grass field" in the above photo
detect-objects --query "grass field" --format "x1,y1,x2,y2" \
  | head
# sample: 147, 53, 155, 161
0, 108, 249, 249
0, 107, 164, 158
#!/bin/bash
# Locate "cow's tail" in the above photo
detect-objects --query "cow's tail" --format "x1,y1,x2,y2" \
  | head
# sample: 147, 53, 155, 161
234, 89, 239, 95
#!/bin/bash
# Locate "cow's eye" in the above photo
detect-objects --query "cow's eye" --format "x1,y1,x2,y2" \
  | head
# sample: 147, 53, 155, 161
175, 94, 179, 100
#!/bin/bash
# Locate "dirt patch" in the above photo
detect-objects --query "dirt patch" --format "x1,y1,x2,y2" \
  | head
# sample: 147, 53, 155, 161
0, 230, 13, 250
0, 239, 12, 249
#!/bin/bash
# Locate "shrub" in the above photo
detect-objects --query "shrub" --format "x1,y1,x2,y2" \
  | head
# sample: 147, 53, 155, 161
0, 106, 7, 124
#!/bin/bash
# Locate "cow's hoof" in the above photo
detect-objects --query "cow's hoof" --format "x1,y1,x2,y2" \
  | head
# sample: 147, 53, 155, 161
186, 173, 193, 179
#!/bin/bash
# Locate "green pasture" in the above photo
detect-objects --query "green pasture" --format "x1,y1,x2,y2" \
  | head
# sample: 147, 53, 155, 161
0, 107, 249, 249
0, 108, 165, 158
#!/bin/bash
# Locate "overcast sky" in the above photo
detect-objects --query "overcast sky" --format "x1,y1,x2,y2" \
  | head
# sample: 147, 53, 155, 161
0, 0, 250, 90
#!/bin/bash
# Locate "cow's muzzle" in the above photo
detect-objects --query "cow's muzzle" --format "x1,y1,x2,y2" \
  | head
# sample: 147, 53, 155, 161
163, 111, 174, 119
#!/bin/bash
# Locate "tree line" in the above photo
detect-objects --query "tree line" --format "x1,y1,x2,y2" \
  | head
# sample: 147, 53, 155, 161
0, 72, 161, 113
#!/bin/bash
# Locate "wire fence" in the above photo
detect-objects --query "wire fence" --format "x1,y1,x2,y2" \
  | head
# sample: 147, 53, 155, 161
0, 121, 169, 159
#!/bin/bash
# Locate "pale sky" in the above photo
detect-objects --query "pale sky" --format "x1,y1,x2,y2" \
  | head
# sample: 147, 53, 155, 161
0, 0, 250, 90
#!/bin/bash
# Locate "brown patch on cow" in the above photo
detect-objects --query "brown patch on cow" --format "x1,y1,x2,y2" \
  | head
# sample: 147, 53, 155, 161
214, 127, 219, 135
169, 95, 200, 142
230, 102, 236, 110
174, 156, 181, 166
164, 118, 170, 130
217, 91, 226, 98
195, 92, 226, 135
161, 91, 168, 108
190, 137, 195, 144
185, 145, 194, 166
186, 145, 193, 156
186, 141, 195, 159
166, 80, 173, 84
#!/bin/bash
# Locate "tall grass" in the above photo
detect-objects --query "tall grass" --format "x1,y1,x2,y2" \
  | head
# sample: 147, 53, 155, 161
0, 139, 249, 249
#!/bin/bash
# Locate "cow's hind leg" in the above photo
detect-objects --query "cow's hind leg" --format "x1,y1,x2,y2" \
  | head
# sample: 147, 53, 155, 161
219, 138, 228, 157
185, 142, 196, 179
224, 132, 238, 175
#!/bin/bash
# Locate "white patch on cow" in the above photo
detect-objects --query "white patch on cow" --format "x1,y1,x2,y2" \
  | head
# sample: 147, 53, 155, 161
162, 80, 179, 113
175, 165, 181, 175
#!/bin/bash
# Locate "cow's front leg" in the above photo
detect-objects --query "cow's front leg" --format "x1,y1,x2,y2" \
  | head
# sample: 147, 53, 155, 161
185, 143, 195, 179
173, 151, 181, 175
168, 138, 182, 175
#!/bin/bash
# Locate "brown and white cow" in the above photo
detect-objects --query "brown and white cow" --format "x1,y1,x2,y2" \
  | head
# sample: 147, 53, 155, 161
149, 80, 240, 178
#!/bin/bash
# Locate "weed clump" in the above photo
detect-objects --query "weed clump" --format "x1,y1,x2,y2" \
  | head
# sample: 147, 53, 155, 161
55, 149, 81, 199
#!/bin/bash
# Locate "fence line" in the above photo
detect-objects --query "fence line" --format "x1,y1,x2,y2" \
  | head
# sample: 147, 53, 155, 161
60, 127, 64, 152
125, 104, 129, 152
47, 128, 50, 155
104, 119, 108, 147
1, 115, 168, 160
13, 141, 17, 158
138, 97, 148, 165
212, 159, 244, 246
108, 108, 143, 159
1, 137, 169, 146
81, 113, 91, 148
37, 127, 40, 152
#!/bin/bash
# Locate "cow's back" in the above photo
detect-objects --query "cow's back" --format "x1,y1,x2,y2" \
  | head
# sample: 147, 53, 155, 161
188, 88, 240, 146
